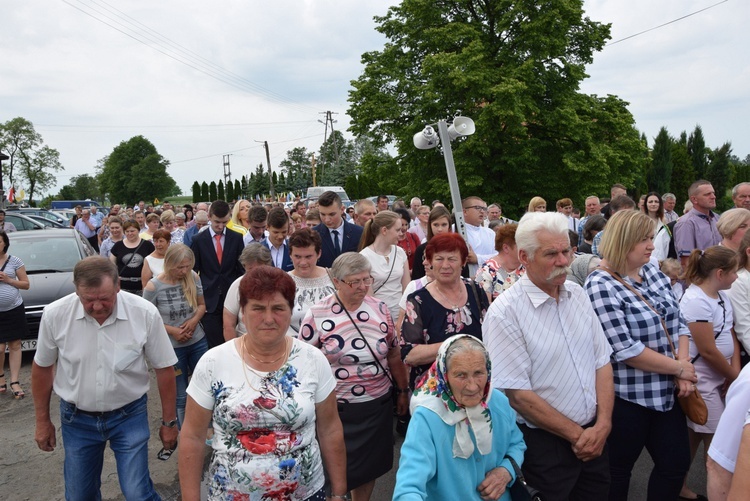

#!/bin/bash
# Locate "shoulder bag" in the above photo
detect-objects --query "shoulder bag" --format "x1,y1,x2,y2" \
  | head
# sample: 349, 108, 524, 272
602, 267, 708, 425
372, 246, 397, 295
505, 455, 545, 501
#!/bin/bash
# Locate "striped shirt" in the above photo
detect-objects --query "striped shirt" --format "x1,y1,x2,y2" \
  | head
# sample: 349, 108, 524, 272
0, 255, 24, 311
585, 262, 689, 411
484, 275, 612, 427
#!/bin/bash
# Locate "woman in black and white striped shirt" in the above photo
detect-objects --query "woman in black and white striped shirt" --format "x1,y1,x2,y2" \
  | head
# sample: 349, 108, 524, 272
0, 231, 30, 399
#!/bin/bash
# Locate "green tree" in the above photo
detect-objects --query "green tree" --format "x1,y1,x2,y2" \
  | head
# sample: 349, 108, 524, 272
0, 117, 65, 204
192, 181, 201, 203
648, 127, 672, 194
670, 141, 693, 207
279, 147, 312, 191
348, 0, 644, 211
201, 181, 209, 201
318, 131, 357, 186
218, 180, 225, 201
98, 136, 177, 204
226, 179, 235, 202
209, 181, 217, 202
234, 179, 242, 199
58, 174, 100, 201
278, 172, 287, 192
688, 125, 708, 179
707, 142, 732, 210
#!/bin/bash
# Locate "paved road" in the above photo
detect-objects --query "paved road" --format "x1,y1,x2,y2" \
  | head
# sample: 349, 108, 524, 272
1, 353, 706, 500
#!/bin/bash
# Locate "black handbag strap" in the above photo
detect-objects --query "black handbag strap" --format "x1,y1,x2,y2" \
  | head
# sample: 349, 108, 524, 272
372, 246, 397, 295
117, 240, 144, 276
0, 255, 10, 273
690, 292, 726, 364
329, 284, 396, 388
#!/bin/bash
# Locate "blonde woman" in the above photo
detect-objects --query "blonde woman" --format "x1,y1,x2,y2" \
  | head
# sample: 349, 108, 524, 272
359, 210, 410, 321
717, 208, 750, 252
143, 244, 207, 427
527, 196, 546, 213
228, 199, 250, 235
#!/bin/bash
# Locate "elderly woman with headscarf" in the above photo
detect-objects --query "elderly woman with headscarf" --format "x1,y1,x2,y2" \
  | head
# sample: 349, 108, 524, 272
393, 335, 526, 500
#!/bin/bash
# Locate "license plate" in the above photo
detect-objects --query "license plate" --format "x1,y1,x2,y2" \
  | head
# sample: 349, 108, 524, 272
20, 339, 37, 352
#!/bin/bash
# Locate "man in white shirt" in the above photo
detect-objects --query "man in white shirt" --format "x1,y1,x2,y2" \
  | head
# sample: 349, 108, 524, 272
483, 211, 614, 500
462, 196, 495, 277
556, 197, 579, 232
662, 193, 679, 223
31, 256, 178, 500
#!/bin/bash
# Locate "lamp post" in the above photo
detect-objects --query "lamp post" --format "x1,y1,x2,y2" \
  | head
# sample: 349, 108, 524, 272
0, 151, 8, 209
413, 116, 475, 239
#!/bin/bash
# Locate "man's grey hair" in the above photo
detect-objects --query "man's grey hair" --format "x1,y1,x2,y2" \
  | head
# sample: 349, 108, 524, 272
74, 256, 118, 288
331, 252, 371, 281
354, 198, 375, 215
515, 212, 569, 260
732, 182, 750, 198
195, 210, 208, 222
662, 193, 676, 202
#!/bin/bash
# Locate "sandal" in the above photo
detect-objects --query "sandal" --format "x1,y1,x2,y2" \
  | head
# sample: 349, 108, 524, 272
10, 381, 24, 399
0, 373, 6, 393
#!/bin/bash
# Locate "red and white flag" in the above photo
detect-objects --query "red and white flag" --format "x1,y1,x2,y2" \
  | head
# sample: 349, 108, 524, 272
7, 186, 14, 203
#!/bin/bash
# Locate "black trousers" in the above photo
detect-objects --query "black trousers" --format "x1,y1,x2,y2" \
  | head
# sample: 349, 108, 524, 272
607, 397, 690, 501
519, 422, 610, 501
202, 309, 225, 349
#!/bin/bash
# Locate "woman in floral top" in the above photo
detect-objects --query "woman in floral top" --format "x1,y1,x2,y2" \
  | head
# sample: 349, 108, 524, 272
180, 266, 346, 501
474, 223, 524, 302
402, 233, 489, 388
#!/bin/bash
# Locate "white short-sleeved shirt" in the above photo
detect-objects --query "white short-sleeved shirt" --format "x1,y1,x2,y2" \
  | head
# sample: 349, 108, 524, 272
34, 291, 177, 412
708, 364, 750, 472
680, 286, 734, 360
483, 276, 613, 427
361, 245, 407, 321
187, 338, 335, 500
223, 275, 246, 336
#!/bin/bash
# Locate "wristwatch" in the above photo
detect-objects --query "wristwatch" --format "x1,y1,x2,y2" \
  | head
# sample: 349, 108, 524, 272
161, 418, 178, 428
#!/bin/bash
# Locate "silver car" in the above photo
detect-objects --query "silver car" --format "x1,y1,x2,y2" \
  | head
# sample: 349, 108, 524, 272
7, 229, 96, 350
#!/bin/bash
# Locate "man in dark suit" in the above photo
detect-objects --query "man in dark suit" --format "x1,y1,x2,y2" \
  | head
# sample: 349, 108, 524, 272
190, 200, 245, 348
260, 207, 294, 272
313, 191, 364, 268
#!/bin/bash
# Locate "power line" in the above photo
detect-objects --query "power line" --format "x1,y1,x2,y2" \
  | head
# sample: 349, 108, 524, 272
36, 120, 317, 130
61, 0, 319, 114
607, 0, 729, 46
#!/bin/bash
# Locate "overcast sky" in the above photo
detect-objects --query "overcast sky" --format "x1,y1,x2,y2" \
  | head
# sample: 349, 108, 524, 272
1, 0, 747, 200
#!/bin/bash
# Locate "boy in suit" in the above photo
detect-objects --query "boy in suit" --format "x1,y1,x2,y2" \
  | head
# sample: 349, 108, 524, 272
313, 191, 364, 268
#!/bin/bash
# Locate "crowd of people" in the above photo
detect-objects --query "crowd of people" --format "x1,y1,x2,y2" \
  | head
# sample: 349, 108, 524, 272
7, 182, 749, 500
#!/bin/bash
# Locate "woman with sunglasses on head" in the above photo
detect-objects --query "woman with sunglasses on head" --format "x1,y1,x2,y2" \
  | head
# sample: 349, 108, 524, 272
678, 246, 742, 501
300, 253, 409, 501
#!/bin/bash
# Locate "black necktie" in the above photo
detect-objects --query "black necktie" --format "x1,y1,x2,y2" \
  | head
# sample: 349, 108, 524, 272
332, 229, 341, 255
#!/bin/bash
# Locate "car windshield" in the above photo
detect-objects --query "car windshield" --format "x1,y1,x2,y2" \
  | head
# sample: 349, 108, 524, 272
11, 238, 81, 272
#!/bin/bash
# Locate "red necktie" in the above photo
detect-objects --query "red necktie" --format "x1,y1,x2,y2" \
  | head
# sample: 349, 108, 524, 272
214, 234, 223, 265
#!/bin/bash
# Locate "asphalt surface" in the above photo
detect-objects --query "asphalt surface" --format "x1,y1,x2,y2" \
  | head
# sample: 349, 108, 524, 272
1, 352, 707, 500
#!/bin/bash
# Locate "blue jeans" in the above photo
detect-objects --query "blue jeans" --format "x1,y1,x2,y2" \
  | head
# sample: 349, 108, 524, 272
174, 337, 209, 428
60, 394, 161, 501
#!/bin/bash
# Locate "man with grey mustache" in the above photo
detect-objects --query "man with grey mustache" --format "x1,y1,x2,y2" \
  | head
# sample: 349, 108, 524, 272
483, 211, 615, 501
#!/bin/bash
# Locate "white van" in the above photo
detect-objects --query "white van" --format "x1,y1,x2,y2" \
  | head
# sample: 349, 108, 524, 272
305, 186, 350, 203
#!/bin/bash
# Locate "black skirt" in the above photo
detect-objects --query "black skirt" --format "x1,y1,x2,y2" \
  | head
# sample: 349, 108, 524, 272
337, 392, 394, 490
0, 303, 29, 343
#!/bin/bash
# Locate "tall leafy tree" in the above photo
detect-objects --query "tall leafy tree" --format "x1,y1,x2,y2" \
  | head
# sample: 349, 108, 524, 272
0, 117, 64, 204
234, 179, 242, 199
192, 181, 201, 203
279, 147, 312, 191
226, 179, 235, 202
209, 181, 217, 202
58, 174, 100, 201
670, 141, 694, 207
707, 142, 732, 209
201, 181, 209, 201
218, 180, 225, 201
98, 136, 178, 204
648, 127, 672, 194
688, 125, 708, 179
348, 0, 645, 211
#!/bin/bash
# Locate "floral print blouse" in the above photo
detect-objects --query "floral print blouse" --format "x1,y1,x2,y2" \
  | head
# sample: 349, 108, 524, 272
187, 338, 336, 500
474, 258, 524, 300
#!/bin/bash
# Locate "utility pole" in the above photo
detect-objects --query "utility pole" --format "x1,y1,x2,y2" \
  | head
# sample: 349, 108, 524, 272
255, 140, 275, 200
318, 111, 340, 181
311, 153, 316, 187
222, 154, 232, 187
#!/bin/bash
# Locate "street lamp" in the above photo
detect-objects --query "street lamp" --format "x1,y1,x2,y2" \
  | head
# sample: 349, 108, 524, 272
0, 151, 8, 209
413, 116, 475, 239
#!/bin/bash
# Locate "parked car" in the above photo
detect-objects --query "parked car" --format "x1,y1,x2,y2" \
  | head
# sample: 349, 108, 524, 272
3, 212, 47, 231
5, 207, 66, 225
8, 229, 96, 351
26, 215, 66, 228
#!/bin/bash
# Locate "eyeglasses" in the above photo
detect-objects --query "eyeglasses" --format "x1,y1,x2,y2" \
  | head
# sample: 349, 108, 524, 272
464, 205, 488, 212
342, 276, 374, 288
